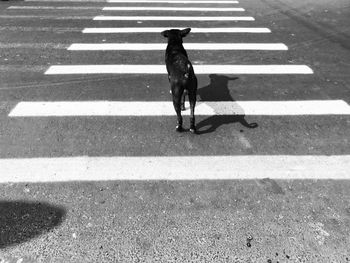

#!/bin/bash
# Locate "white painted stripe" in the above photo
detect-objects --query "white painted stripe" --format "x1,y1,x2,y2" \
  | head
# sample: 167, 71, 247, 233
1, 155, 349, 182
108, 0, 239, 3
8, 100, 350, 117
68, 43, 288, 51
8, 5, 102, 9
83, 27, 271, 33
25, 0, 106, 2
103, 7, 245, 11
94, 16, 254, 21
44, 65, 313, 75
0, 15, 93, 20
26, 0, 238, 2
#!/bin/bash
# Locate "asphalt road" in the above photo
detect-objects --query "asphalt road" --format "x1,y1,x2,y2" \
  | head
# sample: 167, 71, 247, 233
0, 0, 350, 262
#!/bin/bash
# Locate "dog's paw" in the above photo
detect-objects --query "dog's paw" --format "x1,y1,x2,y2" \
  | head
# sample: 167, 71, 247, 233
176, 125, 184, 132
189, 127, 197, 134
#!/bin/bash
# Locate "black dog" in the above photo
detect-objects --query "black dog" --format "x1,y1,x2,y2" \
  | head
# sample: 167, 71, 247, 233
161, 28, 197, 133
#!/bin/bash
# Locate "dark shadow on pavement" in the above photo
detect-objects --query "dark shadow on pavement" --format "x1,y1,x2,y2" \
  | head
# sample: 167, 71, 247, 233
0, 201, 66, 249
197, 74, 239, 102
196, 74, 258, 134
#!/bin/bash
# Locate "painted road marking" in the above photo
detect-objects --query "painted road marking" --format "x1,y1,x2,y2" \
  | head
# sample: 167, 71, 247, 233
25, 0, 239, 2
10, 5, 244, 11
8, 6, 103, 9
82, 27, 271, 33
103, 7, 245, 11
0, 15, 93, 20
45, 65, 313, 75
8, 101, 350, 117
1, 155, 349, 182
94, 16, 255, 21
107, 0, 239, 3
9, 6, 244, 11
68, 43, 288, 51
68, 43, 288, 50
25, 0, 107, 2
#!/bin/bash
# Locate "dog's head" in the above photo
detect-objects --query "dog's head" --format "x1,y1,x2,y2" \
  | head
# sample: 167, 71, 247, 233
161, 28, 191, 43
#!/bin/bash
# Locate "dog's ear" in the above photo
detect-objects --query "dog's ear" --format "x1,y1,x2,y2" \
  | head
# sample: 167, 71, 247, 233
180, 28, 191, 37
161, 30, 169, 38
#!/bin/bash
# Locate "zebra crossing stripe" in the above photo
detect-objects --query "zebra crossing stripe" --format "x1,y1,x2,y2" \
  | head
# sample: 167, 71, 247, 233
25, 0, 238, 2
1, 155, 349, 182
8, 6, 103, 9
0, 15, 93, 19
9, 6, 244, 11
103, 7, 245, 11
25, 0, 106, 2
93, 16, 255, 21
107, 0, 239, 3
68, 43, 288, 51
82, 27, 271, 33
8, 101, 350, 117
44, 65, 313, 75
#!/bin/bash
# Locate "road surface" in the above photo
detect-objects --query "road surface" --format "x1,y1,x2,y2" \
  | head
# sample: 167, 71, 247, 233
0, 0, 349, 262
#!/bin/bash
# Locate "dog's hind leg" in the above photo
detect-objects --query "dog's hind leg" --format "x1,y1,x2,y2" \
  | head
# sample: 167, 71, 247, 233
172, 86, 184, 132
181, 90, 187, 111
188, 90, 197, 134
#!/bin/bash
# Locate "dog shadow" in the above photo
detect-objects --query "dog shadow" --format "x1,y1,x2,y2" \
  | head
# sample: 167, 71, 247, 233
195, 74, 258, 134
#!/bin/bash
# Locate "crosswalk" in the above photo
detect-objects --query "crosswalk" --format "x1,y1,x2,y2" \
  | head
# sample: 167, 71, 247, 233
8, 100, 350, 117
2, 0, 350, 181
82, 27, 272, 33
44, 65, 313, 74
1, 156, 350, 182
67, 43, 289, 50
93, 15, 255, 20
